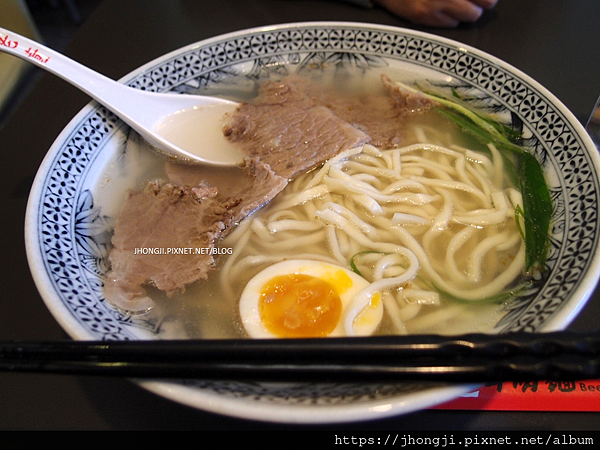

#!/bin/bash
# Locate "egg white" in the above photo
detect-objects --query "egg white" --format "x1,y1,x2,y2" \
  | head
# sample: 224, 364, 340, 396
238, 259, 383, 338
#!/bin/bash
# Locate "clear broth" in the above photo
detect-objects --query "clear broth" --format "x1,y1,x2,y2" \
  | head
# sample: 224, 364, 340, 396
108, 71, 515, 340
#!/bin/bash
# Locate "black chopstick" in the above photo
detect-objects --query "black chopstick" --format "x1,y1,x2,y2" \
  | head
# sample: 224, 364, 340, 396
1, 331, 599, 382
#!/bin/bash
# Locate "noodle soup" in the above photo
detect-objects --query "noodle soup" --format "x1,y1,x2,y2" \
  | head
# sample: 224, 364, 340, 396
29, 22, 596, 423
144, 105, 531, 339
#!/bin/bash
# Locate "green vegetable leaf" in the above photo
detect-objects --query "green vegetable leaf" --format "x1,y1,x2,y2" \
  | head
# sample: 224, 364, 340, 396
413, 83, 552, 271
517, 151, 552, 270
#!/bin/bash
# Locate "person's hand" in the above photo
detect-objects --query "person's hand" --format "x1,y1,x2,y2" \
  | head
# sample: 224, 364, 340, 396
373, 0, 499, 28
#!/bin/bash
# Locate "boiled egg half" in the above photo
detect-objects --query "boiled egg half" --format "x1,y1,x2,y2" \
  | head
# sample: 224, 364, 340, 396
239, 259, 383, 338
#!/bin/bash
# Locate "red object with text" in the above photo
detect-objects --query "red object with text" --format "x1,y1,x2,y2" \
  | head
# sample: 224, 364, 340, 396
432, 380, 600, 411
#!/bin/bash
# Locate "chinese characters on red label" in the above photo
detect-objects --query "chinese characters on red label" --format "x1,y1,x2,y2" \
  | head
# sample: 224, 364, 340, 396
433, 380, 600, 411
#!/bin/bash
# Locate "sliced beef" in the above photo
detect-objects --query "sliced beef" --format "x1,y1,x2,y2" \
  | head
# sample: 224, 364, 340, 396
104, 159, 287, 312
223, 76, 370, 179
104, 182, 230, 312
229, 157, 289, 221
164, 162, 252, 194
165, 157, 288, 223
104, 73, 433, 311
223, 74, 434, 157
380, 74, 434, 113
324, 74, 434, 147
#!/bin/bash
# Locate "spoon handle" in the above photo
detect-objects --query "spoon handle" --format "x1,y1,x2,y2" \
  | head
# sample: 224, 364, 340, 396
1, 26, 241, 166
0, 26, 133, 114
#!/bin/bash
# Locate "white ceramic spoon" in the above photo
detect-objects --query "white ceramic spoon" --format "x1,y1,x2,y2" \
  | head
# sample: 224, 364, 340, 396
0, 27, 243, 166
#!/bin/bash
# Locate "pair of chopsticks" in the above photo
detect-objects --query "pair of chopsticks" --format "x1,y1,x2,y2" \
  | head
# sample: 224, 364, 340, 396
1, 331, 599, 383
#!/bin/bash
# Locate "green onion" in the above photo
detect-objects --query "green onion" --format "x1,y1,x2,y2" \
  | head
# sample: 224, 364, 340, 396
514, 204, 526, 241
349, 251, 383, 277
430, 280, 531, 304
413, 84, 552, 272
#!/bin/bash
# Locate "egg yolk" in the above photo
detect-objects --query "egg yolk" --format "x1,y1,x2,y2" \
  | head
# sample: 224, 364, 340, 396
258, 273, 342, 338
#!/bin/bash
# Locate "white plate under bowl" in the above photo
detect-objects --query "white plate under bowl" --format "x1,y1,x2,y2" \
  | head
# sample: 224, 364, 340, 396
25, 22, 600, 424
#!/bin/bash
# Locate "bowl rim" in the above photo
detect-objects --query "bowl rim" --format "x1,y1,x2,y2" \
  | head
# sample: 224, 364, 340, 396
24, 20, 600, 423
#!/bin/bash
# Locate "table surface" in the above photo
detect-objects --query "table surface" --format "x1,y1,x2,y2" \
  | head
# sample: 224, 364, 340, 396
1, 0, 600, 431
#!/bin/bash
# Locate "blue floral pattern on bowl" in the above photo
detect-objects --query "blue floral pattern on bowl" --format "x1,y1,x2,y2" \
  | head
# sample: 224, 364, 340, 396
26, 23, 600, 423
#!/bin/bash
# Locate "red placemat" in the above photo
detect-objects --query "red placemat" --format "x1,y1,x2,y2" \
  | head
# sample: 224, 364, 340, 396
433, 380, 600, 411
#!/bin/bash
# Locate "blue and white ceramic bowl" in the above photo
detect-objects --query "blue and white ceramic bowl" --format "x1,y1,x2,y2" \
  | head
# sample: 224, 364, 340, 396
25, 22, 600, 423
